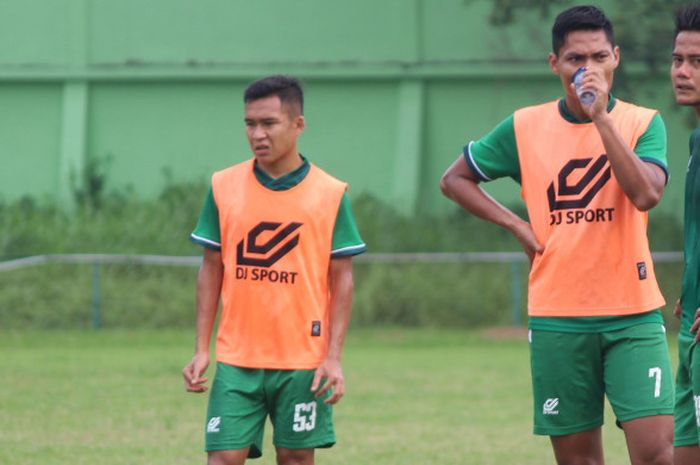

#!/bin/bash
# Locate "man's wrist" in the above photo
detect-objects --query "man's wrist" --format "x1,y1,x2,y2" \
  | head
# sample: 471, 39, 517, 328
194, 347, 210, 356
503, 215, 527, 234
324, 351, 342, 363
592, 109, 612, 127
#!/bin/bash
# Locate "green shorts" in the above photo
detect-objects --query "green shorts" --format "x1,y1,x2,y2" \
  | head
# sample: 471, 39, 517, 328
530, 323, 674, 436
674, 333, 700, 447
205, 363, 335, 458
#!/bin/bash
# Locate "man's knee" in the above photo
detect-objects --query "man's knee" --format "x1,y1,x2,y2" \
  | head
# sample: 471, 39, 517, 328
208, 453, 227, 465
276, 447, 314, 465
208, 449, 248, 465
551, 430, 603, 465
622, 416, 673, 465
627, 434, 672, 465
555, 457, 602, 465
635, 445, 672, 465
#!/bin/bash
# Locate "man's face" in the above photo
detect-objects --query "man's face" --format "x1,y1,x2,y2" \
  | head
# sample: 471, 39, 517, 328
244, 96, 304, 166
671, 31, 700, 107
549, 29, 619, 98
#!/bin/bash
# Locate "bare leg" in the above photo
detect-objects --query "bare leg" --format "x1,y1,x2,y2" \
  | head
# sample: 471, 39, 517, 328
674, 445, 700, 465
276, 448, 314, 465
550, 428, 604, 465
620, 415, 673, 465
208, 448, 250, 465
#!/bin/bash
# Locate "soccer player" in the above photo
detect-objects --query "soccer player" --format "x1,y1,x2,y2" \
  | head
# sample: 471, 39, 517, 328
182, 75, 366, 465
440, 5, 673, 465
670, 6, 700, 464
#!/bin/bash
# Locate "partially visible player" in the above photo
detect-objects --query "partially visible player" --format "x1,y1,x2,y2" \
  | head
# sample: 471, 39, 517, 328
182, 75, 366, 465
441, 5, 673, 465
670, 5, 700, 464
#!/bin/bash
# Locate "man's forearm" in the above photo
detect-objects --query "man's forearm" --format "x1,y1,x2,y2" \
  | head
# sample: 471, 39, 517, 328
194, 250, 224, 354
594, 115, 664, 211
441, 173, 527, 234
440, 156, 543, 260
326, 258, 354, 361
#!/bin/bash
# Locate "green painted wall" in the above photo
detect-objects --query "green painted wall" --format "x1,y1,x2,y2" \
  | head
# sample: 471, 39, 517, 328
0, 0, 689, 218
89, 82, 245, 197
0, 84, 63, 199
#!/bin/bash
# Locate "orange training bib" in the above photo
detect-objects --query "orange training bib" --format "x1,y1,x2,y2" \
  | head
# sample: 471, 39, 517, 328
514, 100, 665, 317
212, 160, 346, 368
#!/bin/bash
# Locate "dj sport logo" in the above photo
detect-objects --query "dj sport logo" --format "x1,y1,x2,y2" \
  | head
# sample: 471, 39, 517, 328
547, 155, 615, 225
235, 221, 302, 284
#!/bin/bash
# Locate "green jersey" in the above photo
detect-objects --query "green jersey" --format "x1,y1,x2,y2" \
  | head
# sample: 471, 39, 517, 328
464, 96, 668, 333
191, 156, 367, 258
680, 128, 700, 336
465, 96, 669, 183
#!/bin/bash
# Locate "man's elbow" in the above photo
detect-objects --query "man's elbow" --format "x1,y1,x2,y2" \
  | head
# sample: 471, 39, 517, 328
632, 191, 662, 212
439, 173, 455, 199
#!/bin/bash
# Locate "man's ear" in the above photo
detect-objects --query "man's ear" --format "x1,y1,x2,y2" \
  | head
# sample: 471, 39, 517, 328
548, 52, 559, 75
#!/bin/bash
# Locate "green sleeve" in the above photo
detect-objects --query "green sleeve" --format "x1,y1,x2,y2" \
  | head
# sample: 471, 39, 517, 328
190, 186, 221, 250
190, 188, 365, 256
635, 113, 669, 183
331, 192, 367, 258
463, 114, 521, 183
691, 128, 700, 160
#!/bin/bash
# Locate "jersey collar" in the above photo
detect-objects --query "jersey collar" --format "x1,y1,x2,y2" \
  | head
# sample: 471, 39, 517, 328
253, 155, 310, 191
558, 94, 617, 124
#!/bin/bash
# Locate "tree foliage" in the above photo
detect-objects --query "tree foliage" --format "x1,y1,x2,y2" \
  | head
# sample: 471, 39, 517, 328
488, 0, 686, 72
488, 0, 571, 25
611, 0, 686, 70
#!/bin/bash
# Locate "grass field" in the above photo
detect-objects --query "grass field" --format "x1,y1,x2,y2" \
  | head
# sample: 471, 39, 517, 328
0, 327, 674, 465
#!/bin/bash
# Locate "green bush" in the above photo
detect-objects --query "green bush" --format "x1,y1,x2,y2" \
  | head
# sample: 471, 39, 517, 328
0, 182, 685, 329
0, 181, 208, 257
353, 263, 521, 327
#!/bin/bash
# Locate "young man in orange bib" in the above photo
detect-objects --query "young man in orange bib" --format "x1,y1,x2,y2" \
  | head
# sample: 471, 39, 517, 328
441, 5, 673, 465
182, 75, 366, 465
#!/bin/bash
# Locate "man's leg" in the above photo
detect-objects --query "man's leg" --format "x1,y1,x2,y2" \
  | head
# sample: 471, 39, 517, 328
673, 333, 700, 465
205, 365, 267, 461
674, 446, 700, 465
276, 447, 314, 465
208, 448, 250, 465
266, 370, 335, 462
550, 429, 604, 465
620, 415, 673, 465
530, 330, 605, 464
604, 323, 674, 465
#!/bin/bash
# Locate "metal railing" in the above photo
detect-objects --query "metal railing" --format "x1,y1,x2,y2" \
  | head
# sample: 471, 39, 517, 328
0, 252, 684, 329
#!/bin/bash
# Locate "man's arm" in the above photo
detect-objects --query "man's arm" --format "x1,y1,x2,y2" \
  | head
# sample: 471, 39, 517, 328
439, 155, 543, 261
594, 117, 666, 210
677, 299, 700, 342
692, 308, 700, 342
311, 256, 353, 405
182, 247, 223, 393
581, 70, 666, 211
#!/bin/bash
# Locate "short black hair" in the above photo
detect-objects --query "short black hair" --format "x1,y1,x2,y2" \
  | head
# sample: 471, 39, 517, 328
551, 5, 615, 55
675, 4, 700, 39
243, 75, 304, 116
